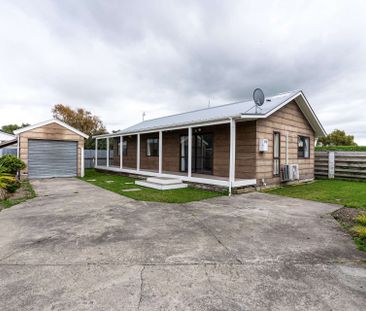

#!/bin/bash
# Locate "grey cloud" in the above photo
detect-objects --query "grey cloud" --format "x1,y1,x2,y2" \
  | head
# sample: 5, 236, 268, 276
1, 0, 366, 144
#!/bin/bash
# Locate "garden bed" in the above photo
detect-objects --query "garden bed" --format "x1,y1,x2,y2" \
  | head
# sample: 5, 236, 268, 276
0, 181, 36, 210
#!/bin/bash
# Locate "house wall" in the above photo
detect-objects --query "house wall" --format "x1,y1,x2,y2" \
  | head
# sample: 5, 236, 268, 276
122, 135, 137, 169
236, 121, 257, 179
140, 133, 159, 171
161, 129, 187, 173
18, 122, 85, 177
256, 100, 315, 185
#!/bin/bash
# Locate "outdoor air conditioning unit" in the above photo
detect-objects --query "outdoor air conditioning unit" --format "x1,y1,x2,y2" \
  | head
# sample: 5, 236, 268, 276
281, 164, 299, 181
288, 164, 299, 180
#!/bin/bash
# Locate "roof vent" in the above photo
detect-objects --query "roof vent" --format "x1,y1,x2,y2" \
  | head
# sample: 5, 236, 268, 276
266, 98, 271, 102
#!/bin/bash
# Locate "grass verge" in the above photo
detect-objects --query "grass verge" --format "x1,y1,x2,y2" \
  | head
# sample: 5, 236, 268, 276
265, 179, 366, 209
80, 169, 224, 203
0, 180, 36, 210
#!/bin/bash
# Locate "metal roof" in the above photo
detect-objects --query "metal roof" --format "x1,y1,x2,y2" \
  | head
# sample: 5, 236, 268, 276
95, 90, 326, 138
0, 138, 17, 149
0, 130, 15, 142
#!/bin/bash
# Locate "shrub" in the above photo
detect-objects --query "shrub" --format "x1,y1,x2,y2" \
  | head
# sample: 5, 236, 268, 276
0, 155, 26, 175
315, 146, 366, 152
355, 214, 366, 226
351, 225, 366, 239
0, 172, 17, 193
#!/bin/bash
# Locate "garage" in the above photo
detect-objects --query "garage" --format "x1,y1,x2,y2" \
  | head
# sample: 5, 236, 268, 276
13, 119, 88, 179
28, 140, 78, 178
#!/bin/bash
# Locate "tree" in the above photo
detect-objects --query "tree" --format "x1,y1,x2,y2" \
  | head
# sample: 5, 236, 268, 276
1, 123, 30, 134
317, 129, 357, 146
52, 104, 107, 149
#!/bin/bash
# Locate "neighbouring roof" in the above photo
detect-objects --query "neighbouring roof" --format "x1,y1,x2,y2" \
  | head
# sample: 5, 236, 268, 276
95, 90, 326, 138
13, 119, 89, 139
0, 138, 17, 149
0, 130, 16, 142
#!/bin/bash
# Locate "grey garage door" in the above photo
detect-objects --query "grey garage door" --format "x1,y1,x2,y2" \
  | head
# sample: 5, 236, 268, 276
28, 140, 77, 179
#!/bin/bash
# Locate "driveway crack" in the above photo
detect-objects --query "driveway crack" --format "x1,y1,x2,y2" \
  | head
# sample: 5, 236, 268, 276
137, 265, 145, 310
188, 211, 242, 264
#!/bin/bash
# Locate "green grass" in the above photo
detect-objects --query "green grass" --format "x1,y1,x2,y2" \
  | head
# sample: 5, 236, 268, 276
265, 180, 366, 209
80, 169, 224, 203
0, 180, 36, 210
354, 237, 366, 252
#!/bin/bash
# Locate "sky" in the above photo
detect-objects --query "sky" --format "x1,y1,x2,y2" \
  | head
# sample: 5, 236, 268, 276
0, 0, 366, 144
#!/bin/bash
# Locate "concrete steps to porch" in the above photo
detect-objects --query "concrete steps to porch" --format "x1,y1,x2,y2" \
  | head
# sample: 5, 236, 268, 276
135, 177, 188, 190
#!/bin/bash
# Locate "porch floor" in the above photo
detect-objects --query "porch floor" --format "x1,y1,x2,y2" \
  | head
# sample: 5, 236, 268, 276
96, 165, 256, 188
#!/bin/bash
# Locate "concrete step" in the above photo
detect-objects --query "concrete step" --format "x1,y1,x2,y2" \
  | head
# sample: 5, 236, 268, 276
135, 180, 188, 190
146, 177, 183, 185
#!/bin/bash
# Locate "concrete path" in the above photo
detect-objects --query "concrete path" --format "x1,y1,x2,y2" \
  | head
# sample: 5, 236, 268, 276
0, 178, 365, 310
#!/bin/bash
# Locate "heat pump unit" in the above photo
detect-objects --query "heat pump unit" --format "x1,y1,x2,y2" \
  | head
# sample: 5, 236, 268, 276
288, 164, 299, 180
281, 164, 299, 181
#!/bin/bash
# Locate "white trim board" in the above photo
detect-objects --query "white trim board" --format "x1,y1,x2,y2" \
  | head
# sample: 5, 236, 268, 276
14, 119, 89, 139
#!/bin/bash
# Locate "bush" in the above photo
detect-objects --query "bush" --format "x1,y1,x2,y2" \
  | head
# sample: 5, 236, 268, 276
351, 225, 366, 239
315, 146, 366, 152
0, 172, 17, 193
0, 155, 26, 175
355, 214, 366, 226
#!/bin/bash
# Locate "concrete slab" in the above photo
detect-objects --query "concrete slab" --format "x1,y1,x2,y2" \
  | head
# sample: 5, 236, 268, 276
0, 178, 365, 310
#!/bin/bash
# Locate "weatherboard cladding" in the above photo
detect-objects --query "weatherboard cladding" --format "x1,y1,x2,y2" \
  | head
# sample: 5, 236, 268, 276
119, 90, 299, 134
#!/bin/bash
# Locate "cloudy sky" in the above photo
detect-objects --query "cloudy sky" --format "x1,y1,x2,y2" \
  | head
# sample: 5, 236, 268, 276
1, 0, 365, 143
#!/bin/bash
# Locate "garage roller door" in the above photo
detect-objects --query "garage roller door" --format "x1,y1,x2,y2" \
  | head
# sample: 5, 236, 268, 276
28, 140, 77, 179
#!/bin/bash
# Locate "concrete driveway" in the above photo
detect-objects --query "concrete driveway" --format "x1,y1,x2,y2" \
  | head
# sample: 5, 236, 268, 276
0, 179, 365, 310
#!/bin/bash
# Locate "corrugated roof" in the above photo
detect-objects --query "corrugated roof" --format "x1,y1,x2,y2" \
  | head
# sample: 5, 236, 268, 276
94, 89, 326, 138
119, 90, 299, 134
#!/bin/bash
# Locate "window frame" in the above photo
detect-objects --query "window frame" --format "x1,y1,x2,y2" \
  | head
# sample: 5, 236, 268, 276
146, 137, 159, 157
273, 131, 281, 176
298, 135, 310, 159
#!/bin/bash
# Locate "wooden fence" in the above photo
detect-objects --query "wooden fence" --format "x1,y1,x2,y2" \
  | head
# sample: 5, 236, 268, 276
315, 151, 366, 181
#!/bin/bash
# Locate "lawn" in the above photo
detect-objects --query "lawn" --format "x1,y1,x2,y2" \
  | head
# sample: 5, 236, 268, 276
80, 169, 224, 203
266, 179, 366, 209
0, 180, 36, 210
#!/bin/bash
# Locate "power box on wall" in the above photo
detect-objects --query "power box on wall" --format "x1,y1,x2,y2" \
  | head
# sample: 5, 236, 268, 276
259, 139, 269, 152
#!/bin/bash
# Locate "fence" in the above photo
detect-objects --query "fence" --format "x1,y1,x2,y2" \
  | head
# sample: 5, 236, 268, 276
315, 151, 366, 181
84, 150, 112, 168
0, 148, 17, 156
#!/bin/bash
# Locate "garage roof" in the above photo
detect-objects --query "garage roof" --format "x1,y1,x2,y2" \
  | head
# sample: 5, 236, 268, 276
13, 119, 89, 139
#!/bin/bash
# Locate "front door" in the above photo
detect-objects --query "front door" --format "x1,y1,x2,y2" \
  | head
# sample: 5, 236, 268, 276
180, 133, 213, 175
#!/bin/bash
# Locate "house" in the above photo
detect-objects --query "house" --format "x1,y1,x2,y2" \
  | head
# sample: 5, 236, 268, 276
12, 119, 88, 179
93, 90, 326, 192
0, 131, 17, 156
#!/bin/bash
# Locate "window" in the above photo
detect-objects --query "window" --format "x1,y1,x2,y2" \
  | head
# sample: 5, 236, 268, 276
298, 136, 310, 158
123, 140, 127, 156
146, 138, 159, 157
117, 140, 128, 156
273, 132, 280, 176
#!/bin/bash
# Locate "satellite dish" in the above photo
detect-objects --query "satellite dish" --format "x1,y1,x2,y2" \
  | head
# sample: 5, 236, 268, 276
253, 88, 265, 106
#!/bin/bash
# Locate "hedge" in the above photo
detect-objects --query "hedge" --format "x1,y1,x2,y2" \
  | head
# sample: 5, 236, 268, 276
315, 146, 366, 152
